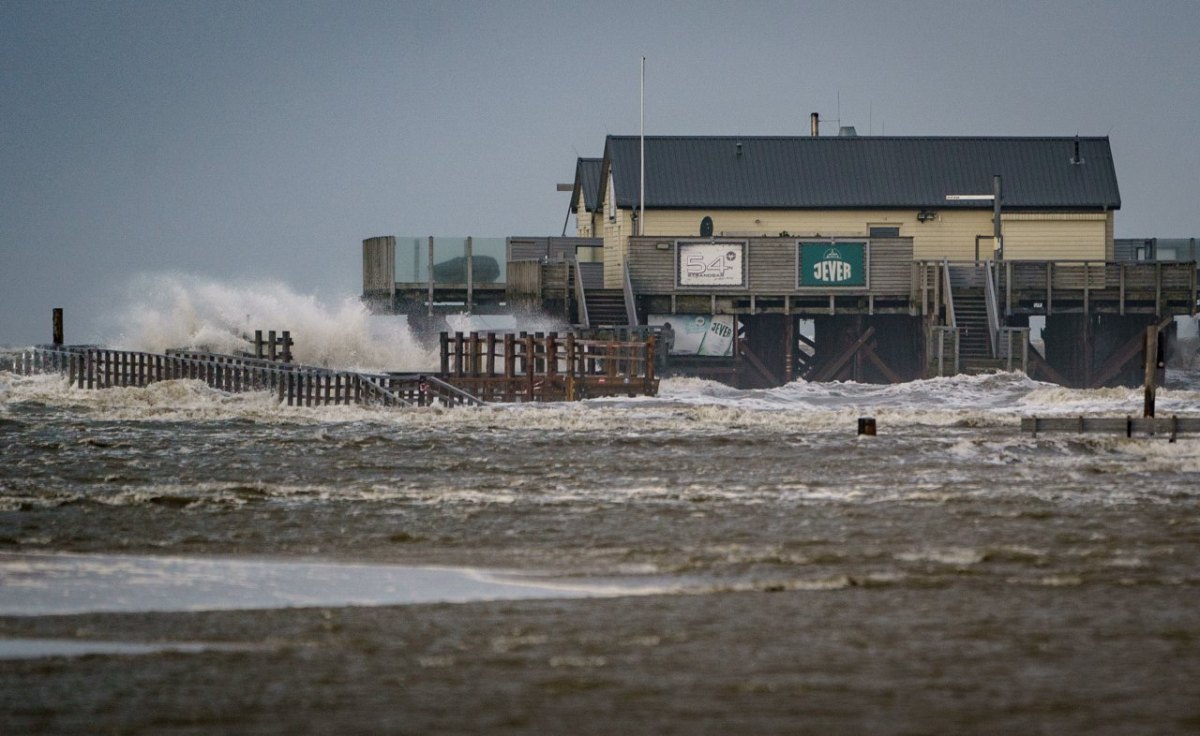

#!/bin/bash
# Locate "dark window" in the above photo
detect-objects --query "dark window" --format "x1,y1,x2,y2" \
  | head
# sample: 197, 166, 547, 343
869, 226, 901, 238
700, 216, 714, 237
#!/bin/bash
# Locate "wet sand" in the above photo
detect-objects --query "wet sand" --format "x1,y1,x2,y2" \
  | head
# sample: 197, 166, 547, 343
3, 584, 1199, 735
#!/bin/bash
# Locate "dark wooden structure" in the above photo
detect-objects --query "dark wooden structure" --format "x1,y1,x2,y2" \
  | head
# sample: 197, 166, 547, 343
1021, 415, 1199, 441
438, 331, 659, 401
364, 234, 1197, 388
9, 346, 482, 408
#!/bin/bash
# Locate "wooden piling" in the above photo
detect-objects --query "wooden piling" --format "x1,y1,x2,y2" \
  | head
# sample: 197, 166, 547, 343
52, 308, 63, 346
1144, 325, 1158, 418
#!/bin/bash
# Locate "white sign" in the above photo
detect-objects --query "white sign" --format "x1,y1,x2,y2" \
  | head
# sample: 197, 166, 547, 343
677, 241, 745, 287
649, 315, 736, 357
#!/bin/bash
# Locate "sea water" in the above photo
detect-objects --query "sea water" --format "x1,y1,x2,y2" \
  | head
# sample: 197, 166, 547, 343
1, 280, 1199, 685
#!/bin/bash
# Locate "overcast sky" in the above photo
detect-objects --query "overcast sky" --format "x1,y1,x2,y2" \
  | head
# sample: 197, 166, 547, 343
3, 0, 1199, 345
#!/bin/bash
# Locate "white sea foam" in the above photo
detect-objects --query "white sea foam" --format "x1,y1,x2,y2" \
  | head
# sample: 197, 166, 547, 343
6, 367, 1200, 438
107, 273, 438, 372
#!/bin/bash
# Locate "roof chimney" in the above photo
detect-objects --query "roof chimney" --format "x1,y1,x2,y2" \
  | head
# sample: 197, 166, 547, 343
1070, 135, 1085, 165
810, 112, 819, 137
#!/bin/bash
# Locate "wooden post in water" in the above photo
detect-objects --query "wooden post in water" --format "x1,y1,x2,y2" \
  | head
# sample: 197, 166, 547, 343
858, 417, 877, 436
503, 333, 515, 402
565, 333, 576, 400
1144, 325, 1158, 418
525, 333, 536, 402
52, 308, 63, 346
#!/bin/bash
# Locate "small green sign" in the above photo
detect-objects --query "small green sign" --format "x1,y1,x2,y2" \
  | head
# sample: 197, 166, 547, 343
799, 242, 867, 287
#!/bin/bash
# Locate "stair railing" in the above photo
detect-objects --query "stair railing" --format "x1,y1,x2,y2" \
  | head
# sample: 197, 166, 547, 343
941, 259, 956, 328
573, 259, 591, 328
983, 260, 1000, 358
622, 262, 639, 327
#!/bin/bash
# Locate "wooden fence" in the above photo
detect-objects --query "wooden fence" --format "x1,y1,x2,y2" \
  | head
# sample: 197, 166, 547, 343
7, 346, 483, 408
1021, 415, 1200, 441
439, 330, 659, 401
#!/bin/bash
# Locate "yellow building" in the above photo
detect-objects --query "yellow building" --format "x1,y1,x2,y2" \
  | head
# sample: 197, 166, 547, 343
580, 134, 1120, 288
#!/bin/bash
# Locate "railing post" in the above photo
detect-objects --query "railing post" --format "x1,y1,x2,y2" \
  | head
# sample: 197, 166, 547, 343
1046, 262, 1054, 316
427, 235, 435, 317
525, 333, 536, 402
565, 333, 576, 400
469, 332, 480, 377
504, 333, 515, 402
645, 335, 656, 393
52, 308, 63, 346
546, 332, 558, 397
466, 236, 473, 315
1155, 262, 1163, 315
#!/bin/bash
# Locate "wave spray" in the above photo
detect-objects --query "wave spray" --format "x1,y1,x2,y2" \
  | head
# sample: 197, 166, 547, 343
110, 273, 437, 372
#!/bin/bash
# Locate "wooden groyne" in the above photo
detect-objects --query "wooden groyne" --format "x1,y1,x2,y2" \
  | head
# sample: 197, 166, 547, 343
439, 330, 659, 401
6, 331, 661, 406
1021, 415, 1200, 441
6, 346, 482, 408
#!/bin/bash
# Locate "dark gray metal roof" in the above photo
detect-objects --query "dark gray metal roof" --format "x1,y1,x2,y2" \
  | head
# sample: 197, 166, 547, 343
570, 157, 603, 212
602, 135, 1120, 210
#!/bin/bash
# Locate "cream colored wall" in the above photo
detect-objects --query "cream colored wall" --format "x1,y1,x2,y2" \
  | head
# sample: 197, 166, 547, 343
638, 208, 996, 261
1105, 210, 1115, 261
575, 198, 594, 237
1000, 213, 1108, 261
601, 175, 636, 287
601, 208, 1112, 275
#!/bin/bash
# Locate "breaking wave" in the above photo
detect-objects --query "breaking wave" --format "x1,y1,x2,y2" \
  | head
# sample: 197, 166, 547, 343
107, 273, 437, 372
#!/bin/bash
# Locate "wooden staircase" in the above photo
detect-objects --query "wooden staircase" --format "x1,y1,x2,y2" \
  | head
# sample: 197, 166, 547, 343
952, 289, 1001, 373
584, 289, 628, 326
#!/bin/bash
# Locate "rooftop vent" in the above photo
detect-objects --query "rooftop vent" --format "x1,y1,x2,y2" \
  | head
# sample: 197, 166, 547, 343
1070, 135, 1085, 165
839, 126, 858, 137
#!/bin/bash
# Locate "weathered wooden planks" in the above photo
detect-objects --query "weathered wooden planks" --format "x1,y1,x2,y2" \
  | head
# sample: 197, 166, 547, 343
12, 346, 485, 409
438, 330, 660, 402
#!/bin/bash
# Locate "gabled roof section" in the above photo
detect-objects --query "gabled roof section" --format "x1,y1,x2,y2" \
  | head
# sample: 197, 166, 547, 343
569, 157, 603, 212
602, 136, 1120, 210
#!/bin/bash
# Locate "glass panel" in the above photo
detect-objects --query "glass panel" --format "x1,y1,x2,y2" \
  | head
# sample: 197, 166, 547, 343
394, 237, 426, 283
394, 237, 509, 284
470, 237, 507, 284
430, 237, 468, 285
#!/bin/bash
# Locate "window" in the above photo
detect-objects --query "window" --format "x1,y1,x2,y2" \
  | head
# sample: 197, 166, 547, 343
869, 226, 901, 238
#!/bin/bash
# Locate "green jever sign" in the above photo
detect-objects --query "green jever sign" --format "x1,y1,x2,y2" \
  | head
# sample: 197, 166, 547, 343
799, 241, 868, 287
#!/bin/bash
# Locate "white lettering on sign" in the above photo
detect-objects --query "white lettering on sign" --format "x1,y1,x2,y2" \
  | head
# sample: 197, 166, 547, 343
677, 242, 745, 287
812, 249, 852, 283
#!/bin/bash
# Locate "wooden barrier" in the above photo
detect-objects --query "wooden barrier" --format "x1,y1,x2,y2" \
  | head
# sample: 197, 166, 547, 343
8, 346, 484, 409
1021, 415, 1199, 441
438, 330, 659, 401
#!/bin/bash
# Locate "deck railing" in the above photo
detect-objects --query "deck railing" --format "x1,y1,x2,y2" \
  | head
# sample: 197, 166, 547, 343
916, 259, 1197, 317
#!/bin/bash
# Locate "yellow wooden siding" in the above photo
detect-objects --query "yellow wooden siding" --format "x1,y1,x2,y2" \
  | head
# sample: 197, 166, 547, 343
575, 198, 591, 237
602, 207, 1115, 273
1105, 211, 1115, 261
1001, 214, 1107, 261
602, 176, 635, 286
637, 208, 995, 262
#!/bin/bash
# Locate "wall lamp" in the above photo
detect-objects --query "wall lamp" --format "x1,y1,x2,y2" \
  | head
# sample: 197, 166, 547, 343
917, 210, 938, 222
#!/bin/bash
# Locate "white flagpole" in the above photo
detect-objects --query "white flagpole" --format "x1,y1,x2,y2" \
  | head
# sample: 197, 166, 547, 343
639, 56, 645, 237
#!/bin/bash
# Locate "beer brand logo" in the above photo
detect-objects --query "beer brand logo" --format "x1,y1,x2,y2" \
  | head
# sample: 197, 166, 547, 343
813, 248, 853, 283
